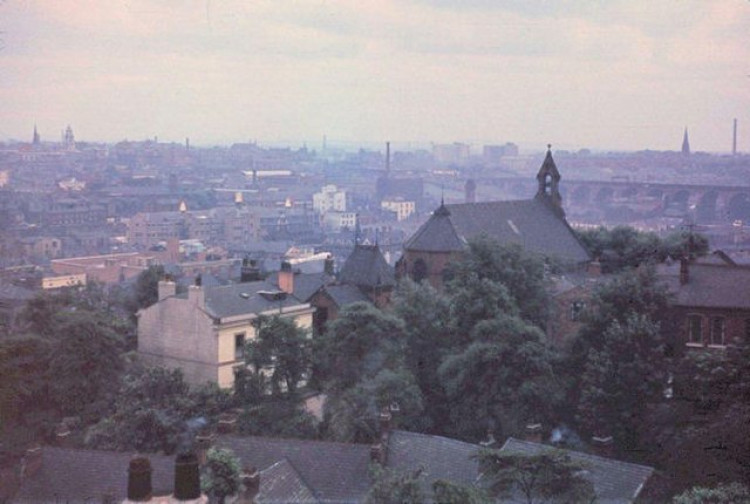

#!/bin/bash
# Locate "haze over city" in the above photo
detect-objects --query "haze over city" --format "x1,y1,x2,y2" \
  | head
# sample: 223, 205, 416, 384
2, 0, 749, 152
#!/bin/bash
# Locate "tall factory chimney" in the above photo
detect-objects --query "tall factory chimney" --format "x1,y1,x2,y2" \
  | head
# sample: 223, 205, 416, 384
733, 118, 738, 156
385, 141, 390, 174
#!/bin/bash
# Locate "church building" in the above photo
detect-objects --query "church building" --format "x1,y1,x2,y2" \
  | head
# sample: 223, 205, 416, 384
397, 146, 590, 290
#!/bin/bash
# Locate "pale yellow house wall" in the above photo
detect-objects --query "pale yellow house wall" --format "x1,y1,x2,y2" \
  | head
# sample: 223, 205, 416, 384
137, 296, 218, 386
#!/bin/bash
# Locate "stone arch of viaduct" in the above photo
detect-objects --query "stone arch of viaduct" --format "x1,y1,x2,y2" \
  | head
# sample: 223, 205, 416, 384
484, 177, 750, 223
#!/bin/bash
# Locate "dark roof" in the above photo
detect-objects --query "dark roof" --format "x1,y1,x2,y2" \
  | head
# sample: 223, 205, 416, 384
217, 435, 371, 503
267, 271, 333, 303
0, 282, 35, 302
13, 447, 175, 503
499, 438, 653, 504
403, 203, 466, 253
404, 199, 590, 264
258, 458, 319, 503
657, 262, 750, 310
385, 430, 480, 498
322, 284, 371, 308
339, 245, 395, 289
202, 280, 309, 318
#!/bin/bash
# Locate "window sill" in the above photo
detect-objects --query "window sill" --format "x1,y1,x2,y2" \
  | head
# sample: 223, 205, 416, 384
685, 342, 705, 348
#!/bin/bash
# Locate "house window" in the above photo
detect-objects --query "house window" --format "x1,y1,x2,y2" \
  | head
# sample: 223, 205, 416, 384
234, 333, 246, 360
745, 318, 750, 343
710, 317, 725, 346
570, 300, 586, 321
412, 258, 428, 283
687, 314, 703, 345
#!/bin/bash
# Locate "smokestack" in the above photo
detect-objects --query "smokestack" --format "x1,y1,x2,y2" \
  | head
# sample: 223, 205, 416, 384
324, 254, 335, 276
127, 456, 152, 502
174, 453, 202, 500
386, 142, 390, 175
733, 118, 738, 156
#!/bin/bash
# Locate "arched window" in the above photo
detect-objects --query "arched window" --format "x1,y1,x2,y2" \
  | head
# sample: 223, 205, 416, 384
412, 258, 428, 283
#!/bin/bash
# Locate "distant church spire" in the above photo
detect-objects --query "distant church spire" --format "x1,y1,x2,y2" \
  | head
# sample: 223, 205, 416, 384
32, 124, 40, 145
535, 144, 563, 216
682, 127, 690, 156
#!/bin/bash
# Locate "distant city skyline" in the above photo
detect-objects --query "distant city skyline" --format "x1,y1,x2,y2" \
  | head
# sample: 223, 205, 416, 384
1, 1, 748, 153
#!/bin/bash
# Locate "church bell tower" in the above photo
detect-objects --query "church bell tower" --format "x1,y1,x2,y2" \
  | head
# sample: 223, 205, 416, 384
535, 145, 563, 216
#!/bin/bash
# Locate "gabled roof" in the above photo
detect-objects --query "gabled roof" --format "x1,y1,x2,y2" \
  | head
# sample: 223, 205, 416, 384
13, 447, 175, 503
403, 202, 466, 253
339, 245, 395, 289
385, 430, 481, 497
656, 262, 750, 310
217, 435, 371, 503
404, 199, 590, 264
499, 438, 654, 504
258, 458, 319, 503
201, 280, 309, 319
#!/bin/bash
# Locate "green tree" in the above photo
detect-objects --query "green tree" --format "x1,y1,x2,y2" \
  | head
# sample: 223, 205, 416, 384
201, 447, 242, 504
0, 335, 51, 425
672, 483, 750, 504
316, 302, 405, 391
365, 465, 425, 504
576, 314, 665, 452
47, 311, 125, 418
444, 237, 549, 327
432, 479, 491, 504
244, 315, 311, 397
438, 315, 563, 441
237, 398, 318, 440
133, 265, 166, 310
324, 367, 424, 443
85, 367, 230, 454
478, 448, 595, 504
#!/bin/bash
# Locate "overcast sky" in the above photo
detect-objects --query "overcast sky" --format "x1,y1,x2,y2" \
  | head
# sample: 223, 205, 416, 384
1, 0, 748, 152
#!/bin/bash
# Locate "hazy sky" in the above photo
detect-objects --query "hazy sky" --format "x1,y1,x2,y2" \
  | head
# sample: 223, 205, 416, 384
1, 0, 749, 152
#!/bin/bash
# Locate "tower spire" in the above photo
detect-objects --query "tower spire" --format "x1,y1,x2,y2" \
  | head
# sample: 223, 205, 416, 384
535, 144, 564, 216
682, 127, 690, 156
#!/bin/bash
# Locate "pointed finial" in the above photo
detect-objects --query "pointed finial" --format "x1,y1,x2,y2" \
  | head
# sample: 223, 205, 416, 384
547, 143, 552, 151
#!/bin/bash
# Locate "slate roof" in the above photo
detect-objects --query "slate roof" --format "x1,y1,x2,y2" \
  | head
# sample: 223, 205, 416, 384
499, 438, 654, 504
338, 245, 395, 289
217, 435, 371, 504
201, 280, 309, 319
322, 284, 371, 308
656, 262, 750, 310
385, 430, 481, 498
404, 199, 590, 264
266, 271, 334, 303
258, 458, 319, 504
0, 282, 35, 302
13, 447, 175, 503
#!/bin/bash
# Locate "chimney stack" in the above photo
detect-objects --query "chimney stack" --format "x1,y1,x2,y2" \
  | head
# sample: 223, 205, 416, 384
173, 453, 202, 501
733, 118, 738, 156
158, 279, 177, 301
324, 254, 335, 276
680, 257, 689, 285
591, 435, 614, 458
278, 261, 294, 295
21, 446, 42, 479
239, 467, 260, 503
524, 423, 543, 444
241, 257, 261, 283
127, 456, 152, 502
